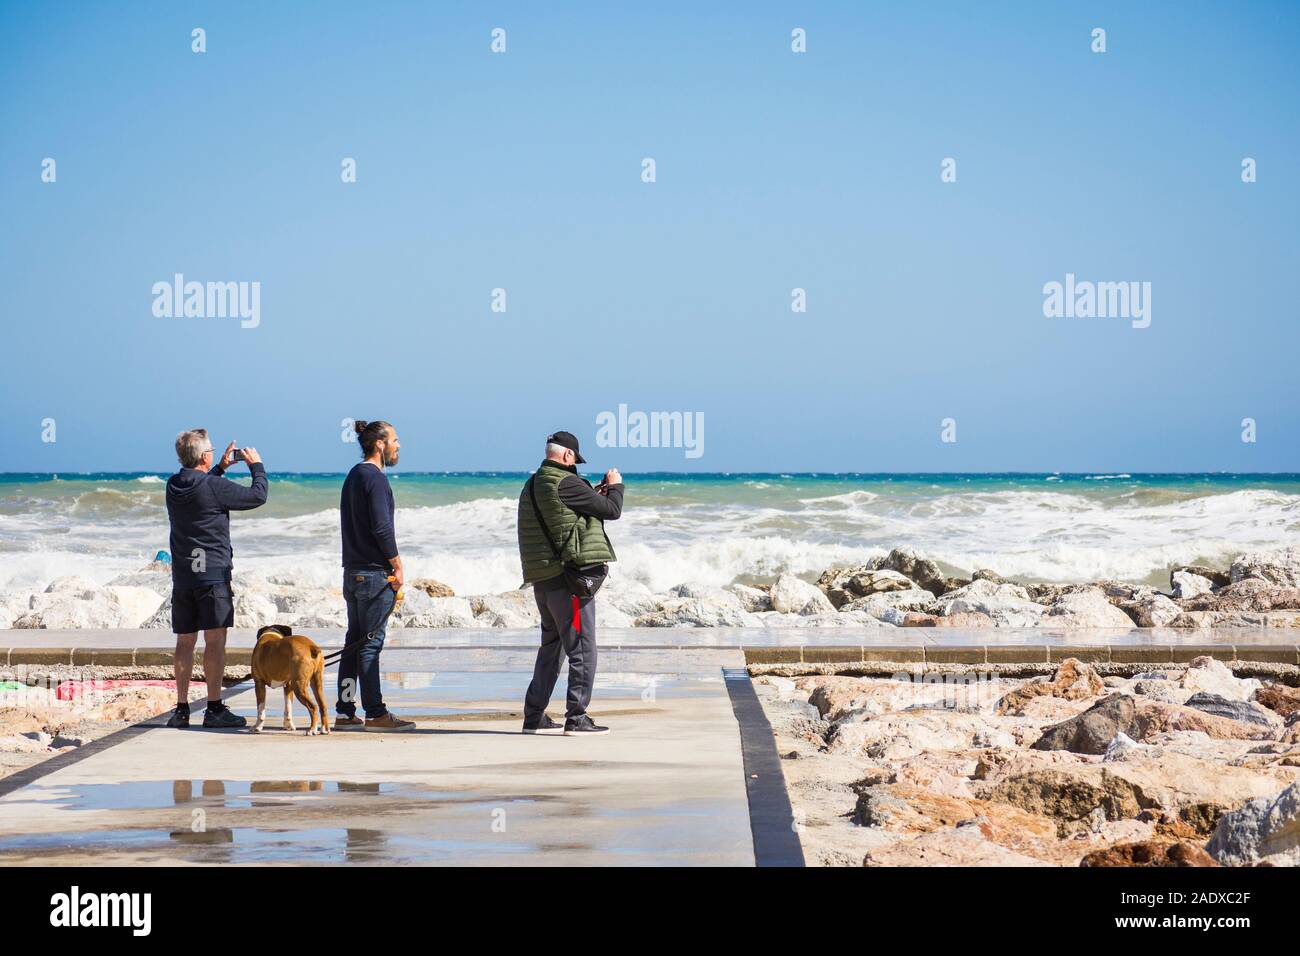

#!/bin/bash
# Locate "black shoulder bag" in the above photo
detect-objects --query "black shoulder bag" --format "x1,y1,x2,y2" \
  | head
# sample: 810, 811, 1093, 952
528, 476, 609, 599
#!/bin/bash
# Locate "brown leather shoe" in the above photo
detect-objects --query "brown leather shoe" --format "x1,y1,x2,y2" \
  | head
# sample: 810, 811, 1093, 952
334, 715, 365, 730
364, 711, 416, 733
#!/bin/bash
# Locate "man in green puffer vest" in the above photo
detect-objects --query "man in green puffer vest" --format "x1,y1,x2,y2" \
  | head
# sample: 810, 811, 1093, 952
517, 430, 624, 736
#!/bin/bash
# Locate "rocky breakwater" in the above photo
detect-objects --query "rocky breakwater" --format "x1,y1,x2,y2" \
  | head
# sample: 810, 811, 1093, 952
4, 544, 1300, 630
755, 656, 1300, 866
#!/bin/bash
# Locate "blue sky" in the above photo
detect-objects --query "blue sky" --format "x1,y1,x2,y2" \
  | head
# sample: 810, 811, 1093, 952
2, 1, 1297, 473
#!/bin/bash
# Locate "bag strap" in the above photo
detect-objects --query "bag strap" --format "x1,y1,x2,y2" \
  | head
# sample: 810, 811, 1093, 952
527, 475, 577, 561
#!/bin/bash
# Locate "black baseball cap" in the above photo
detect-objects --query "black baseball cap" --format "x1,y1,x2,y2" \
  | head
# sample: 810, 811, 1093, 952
547, 430, 586, 464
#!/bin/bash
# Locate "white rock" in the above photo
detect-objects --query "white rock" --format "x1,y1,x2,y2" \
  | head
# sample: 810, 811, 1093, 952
105, 568, 173, 597
597, 603, 634, 628
1126, 591, 1182, 627
1230, 547, 1300, 587
1207, 782, 1300, 866
1103, 731, 1149, 762
473, 592, 541, 628
104, 585, 165, 628
601, 578, 663, 617
770, 573, 834, 615
635, 596, 753, 627
1043, 588, 1136, 628
1171, 571, 1214, 600
929, 579, 1044, 627
233, 591, 278, 629
1179, 655, 1260, 702
727, 584, 772, 612
15, 589, 126, 629
842, 588, 935, 620
403, 596, 479, 628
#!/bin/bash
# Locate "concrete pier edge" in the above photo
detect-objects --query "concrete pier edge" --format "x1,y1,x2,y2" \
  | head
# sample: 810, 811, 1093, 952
4, 643, 1299, 667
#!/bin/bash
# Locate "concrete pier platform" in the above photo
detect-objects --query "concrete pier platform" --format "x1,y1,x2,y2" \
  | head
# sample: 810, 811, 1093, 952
0, 650, 760, 866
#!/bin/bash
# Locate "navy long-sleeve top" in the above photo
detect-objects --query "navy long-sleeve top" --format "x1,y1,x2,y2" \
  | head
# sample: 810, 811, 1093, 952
340, 462, 398, 570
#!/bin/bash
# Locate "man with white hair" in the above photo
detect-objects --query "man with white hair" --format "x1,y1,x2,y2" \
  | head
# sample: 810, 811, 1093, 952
164, 429, 268, 728
516, 430, 624, 736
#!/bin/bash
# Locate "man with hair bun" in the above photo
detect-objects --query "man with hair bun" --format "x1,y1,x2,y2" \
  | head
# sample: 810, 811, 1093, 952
335, 419, 413, 732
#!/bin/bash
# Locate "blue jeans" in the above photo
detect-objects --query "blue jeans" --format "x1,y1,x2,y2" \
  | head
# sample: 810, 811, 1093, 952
337, 568, 396, 719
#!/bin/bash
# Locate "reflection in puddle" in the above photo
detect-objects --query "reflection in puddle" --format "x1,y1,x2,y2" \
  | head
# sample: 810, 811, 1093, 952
0, 778, 549, 863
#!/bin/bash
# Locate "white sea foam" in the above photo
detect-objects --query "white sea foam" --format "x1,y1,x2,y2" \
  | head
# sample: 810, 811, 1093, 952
1, 480, 1297, 602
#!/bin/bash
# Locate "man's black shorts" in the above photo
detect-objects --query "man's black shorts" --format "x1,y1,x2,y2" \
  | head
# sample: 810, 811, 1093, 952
171, 582, 235, 633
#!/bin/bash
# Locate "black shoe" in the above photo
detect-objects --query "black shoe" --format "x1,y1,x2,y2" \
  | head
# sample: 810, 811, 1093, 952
563, 715, 610, 736
522, 713, 564, 735
166, 705, 190, 728
202, 703, 247, 729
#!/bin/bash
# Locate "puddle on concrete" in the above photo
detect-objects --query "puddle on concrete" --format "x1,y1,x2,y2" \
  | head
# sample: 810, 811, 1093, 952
0, 825, 538, 864
2, 779, 459, 811
0, 779, 558, 863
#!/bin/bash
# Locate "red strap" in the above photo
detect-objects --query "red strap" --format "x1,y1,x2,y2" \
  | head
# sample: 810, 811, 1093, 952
571, 596, 581, 632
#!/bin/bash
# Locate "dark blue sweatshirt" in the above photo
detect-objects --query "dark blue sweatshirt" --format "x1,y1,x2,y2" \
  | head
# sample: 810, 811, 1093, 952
340, 462, 398, 570
166, 463, 269, 589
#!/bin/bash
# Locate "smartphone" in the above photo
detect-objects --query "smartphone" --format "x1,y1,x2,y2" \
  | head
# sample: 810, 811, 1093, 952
231, 448, 246, 462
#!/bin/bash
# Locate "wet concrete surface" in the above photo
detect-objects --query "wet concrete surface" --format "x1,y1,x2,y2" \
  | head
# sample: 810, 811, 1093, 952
0, 650, 755, 865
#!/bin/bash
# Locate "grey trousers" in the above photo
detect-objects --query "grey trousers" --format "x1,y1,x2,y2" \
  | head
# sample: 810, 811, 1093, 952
523, 578, 597, 721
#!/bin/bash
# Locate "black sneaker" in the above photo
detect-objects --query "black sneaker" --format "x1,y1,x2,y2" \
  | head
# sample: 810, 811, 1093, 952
563, 715, 610, 736
522, 713, 564, 735
166, 704, 190, 728
202, 703, 247, 729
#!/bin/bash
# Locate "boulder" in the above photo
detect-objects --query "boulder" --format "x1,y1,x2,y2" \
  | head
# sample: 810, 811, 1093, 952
1171, 565, 1231, 590
1171, 571, 1214, 600
816, 567, 912, 609
727, 583, 772, 612
1179, 578, 1300, 614
596, 603, 634, 628
1230, 547, 1300, 588
1206, 782, 1300, 866
1254, 685, 1300, 718
401, 596, 478, 628
971, 569, 1006, 584
1080, 841, 1218, 867
1179, 656, 1260, 702
863, 827, 1048, 867
1119, 590, 1183, 627
1032, 694, 1137, 755
1183, 692, 1281, 730
14, 587, 140, 629
470, 591, 541, 628
1043, 588, 1138, 628
105, 567, 173, 597
233, 591, 278, 629
600, 579, 662, 618
985, 752, 1291, 836
996, 658, 1105, 715
841, 587, 935, 620
634, 595, 752, 627
770, 573, 835, 615
877, 547, 948, 597
141, 595, 173, 629
409, 578, 455, 598
102, 585, 165, 628
828, 711, 1018, 760
1131, 698, 1276, 742
930, 579, 1044, 627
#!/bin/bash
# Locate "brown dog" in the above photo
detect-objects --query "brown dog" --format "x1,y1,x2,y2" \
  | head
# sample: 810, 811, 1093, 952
251, 625, 330, 736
